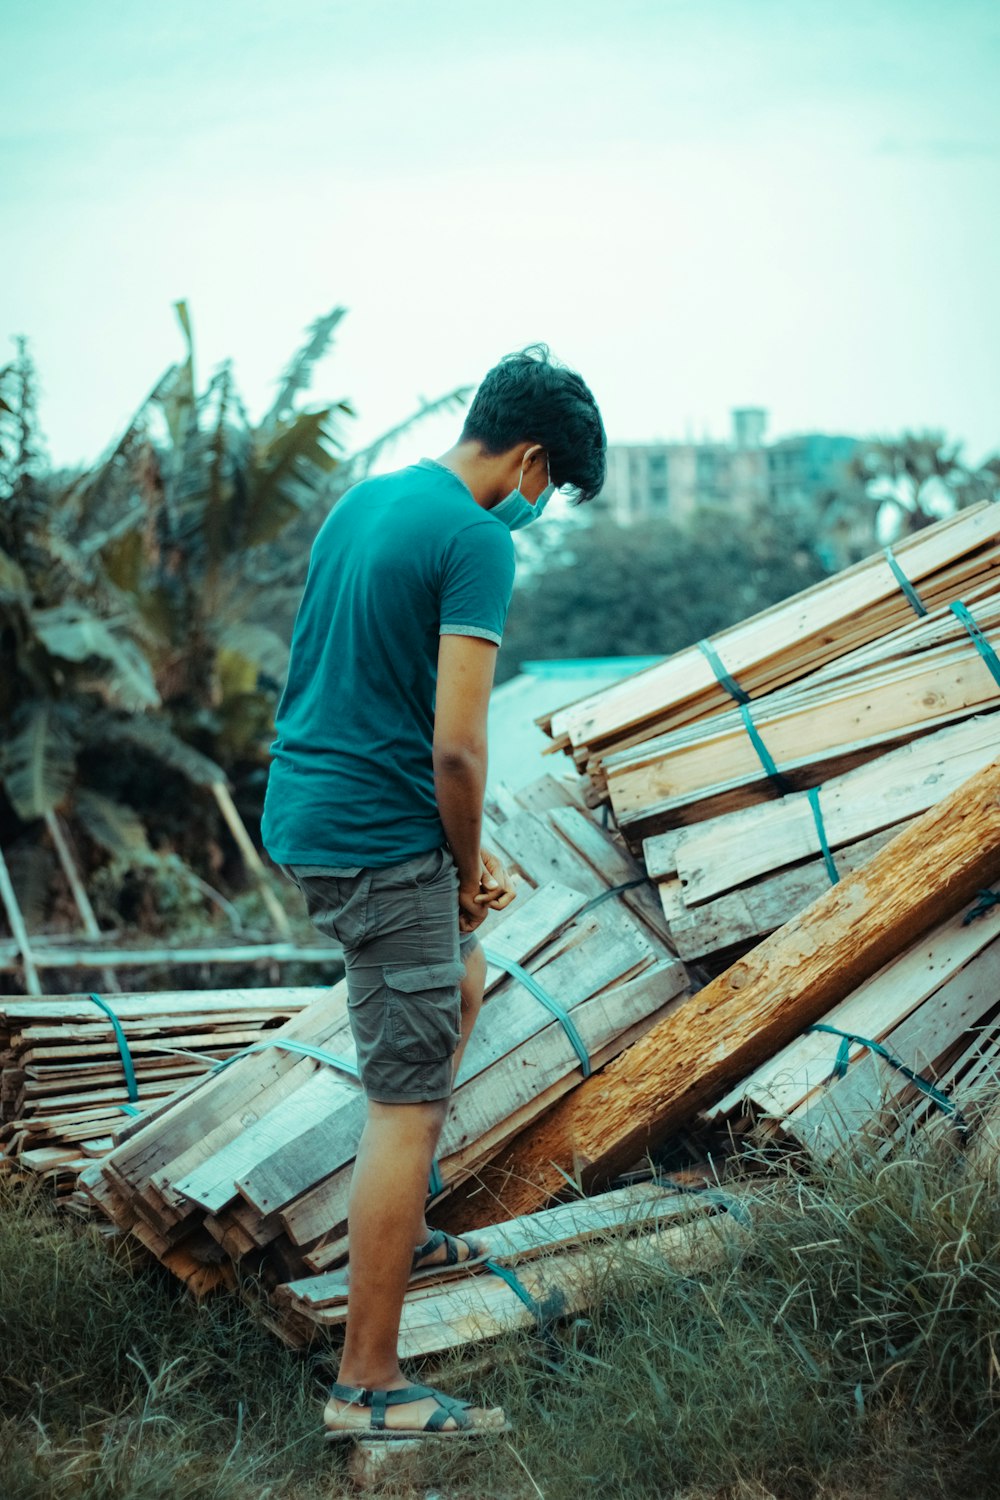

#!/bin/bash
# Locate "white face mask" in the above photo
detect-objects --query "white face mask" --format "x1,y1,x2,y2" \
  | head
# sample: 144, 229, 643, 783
492, 452, 555, 531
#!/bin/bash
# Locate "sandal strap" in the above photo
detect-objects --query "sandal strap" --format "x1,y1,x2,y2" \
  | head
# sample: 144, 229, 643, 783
412, 1229, 446, 1268
328, 1381, 476, 1434
425, 1399, 473, 1432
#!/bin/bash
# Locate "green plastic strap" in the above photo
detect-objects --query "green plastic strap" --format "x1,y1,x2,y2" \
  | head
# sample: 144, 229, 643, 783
738, 704, 793, 795
576, 876, 650, 918
806, 787, 840, 885
209, 1036, 443, 1195
951, 600, 1000, 691
963, 890, 1000, 926
884, 546, 928, 617
482, 948, 592, 1077
88, 993, 141, 1116
807, 1023, 962, 1121
697, 638, 751, 706
211, 1037, 361, 1081
483, 1258, 551, 1321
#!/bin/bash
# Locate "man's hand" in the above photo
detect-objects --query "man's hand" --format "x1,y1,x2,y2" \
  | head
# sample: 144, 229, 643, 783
474, 847, 517, 911
458, 848, 516, 934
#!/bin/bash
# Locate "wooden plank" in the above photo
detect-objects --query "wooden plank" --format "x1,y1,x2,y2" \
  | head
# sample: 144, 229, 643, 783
663, 824, 908, 958
434, 756, 1000, 1226
644, 712, 1000, 901
280, 1183, 728, 1312
709, 893, 1000, 1122
550, 505, 1000, 749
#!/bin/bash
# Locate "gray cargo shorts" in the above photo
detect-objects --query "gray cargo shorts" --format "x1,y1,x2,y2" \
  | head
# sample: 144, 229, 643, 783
282, 845, 480, 1104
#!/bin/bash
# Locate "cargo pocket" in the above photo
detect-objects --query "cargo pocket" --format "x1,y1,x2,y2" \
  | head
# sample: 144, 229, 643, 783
382, 960, 464, 1063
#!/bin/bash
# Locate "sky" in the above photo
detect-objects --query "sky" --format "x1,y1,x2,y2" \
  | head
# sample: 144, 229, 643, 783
3, 0, 999, 479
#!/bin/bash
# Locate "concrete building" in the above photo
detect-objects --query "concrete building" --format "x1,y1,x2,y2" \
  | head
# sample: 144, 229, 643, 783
600, 410, 859, 529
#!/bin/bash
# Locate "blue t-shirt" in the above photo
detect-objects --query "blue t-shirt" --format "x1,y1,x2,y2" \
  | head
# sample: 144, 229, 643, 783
260, 458, 517, 868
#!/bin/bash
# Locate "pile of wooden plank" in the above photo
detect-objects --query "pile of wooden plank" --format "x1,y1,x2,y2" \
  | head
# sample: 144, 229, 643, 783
0, 988, 320, 1198
432, 758, 1000, 1230
604, 584, 1000, 842
647, 712, 1000, 961
540, 503, 1000, 808
77, 792, 691, 1297
704, 885, 1000, 1160
269, 1178, 749, 1352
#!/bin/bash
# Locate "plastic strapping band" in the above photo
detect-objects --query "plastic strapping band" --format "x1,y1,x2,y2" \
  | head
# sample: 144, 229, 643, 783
482, 947, 592, 1077
806, 788, 840, 885
208, 1038, 443, 1195
963, 890, 1000, 926
738, 704, 793, 795
88, 993, 142, 1117
807, 1023, 962, 1120
483, 1258, 549, 1320
884, 546, 928, 617
697, 638, 751, 705
210, 1037, 361, 1081
576, 876, 650, 918
951, 600, 1000, 691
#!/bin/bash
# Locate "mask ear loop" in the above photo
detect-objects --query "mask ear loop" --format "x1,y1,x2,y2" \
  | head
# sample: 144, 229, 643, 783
516, 447, 549, 496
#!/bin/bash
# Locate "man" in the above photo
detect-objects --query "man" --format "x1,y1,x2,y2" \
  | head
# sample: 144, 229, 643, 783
261, 345, 605, 1440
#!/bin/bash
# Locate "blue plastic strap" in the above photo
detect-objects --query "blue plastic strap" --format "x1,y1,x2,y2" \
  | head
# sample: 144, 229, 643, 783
738, 704, 793, 795
807, 1023, 961, 1120
963, 890, 1000, 926
208, 1037, 443, 1195
210, 1037, 361, 1081
576, 876, 649, 918
697, 638, 751, 706
884, 546, 928, 617
483, 1258, 546, 1317
951, 600, 1000, 692
88, 993, 141, 1114
806, 787, 840, 885
482, 947, 592, 1077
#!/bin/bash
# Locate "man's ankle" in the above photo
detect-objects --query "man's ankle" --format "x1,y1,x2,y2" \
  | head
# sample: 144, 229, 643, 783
334, 1364, 406, 1393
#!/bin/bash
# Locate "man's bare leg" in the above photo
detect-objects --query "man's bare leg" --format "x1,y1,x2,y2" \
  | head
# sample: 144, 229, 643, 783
326, 942, 502, 1434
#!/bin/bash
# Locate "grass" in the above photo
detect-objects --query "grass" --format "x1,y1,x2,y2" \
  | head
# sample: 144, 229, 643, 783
1, 1125, 999, 1499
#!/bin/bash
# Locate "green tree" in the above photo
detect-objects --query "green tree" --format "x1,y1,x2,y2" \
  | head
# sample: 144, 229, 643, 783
496, 506, 831, 683
847, 431, 996, 539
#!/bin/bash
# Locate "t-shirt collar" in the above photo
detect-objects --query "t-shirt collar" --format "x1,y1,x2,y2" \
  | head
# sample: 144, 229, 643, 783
416, 456, 476, 501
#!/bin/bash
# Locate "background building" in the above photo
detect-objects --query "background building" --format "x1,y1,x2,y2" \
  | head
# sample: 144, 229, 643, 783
600, 410, 859, 528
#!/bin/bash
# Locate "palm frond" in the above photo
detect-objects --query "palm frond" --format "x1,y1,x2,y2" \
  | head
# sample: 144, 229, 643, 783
333, 385, 471, 491
31, 605, 160, 711
217, 622, 289, 682
0, 545, 31, 605
74, 787, 152, 863
244, 410, 338, 547
87, 711, 224, 787
0, 703, 78, 820
261, 307, 348, 432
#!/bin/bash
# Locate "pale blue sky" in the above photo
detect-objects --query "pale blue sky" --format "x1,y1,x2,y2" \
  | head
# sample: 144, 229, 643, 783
3, 0, 999, 473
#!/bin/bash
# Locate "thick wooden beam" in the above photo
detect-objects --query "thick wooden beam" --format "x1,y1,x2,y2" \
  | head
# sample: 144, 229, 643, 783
440, 756, 1000, 1228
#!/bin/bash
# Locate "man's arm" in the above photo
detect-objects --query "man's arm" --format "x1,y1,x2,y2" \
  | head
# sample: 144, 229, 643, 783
433, 633, 497, 932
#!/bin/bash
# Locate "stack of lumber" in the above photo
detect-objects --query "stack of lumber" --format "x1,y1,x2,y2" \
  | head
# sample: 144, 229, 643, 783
269, 1179, 749, 1351
432, 757, 1000, 1230
0, 988, 318, 1198
646, 712, 1000, 960
704, 886, 1000, 1160
78, 791, 690, 1296
539, 503, 1000, 806
605, 582, 1000, 841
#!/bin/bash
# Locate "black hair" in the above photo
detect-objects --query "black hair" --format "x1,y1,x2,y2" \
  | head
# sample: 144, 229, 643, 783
460, 344, 606, 503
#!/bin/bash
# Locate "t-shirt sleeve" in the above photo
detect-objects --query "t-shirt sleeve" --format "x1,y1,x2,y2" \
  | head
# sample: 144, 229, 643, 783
439, 520, 517, 646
